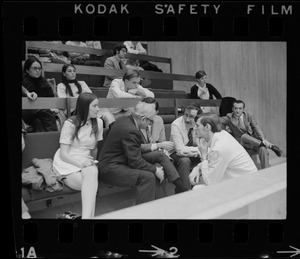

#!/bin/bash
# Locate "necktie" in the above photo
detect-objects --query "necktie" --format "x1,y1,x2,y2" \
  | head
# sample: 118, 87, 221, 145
119, 61, 123, 69
146, 126, 154, 144
238, 116, 246, 131
186, 127, 194, 147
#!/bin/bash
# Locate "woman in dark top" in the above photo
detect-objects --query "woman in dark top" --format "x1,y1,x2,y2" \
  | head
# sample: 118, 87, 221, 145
22, 56, 58, 132
190, 70, 222, 100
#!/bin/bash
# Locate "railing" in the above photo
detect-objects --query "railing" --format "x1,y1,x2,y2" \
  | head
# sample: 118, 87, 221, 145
22, 97, 222, 118
34, 62, 194, 82
175, 98, 222, 118
94, 162, 287, 219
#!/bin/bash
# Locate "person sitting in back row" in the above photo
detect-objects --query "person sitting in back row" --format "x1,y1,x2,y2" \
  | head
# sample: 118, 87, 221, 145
57, 64, 115, 128
190, 70, 222, 113
65, 41, 102, 67
103, 44, 127, 88
106, 69, 154, 119
219, 99, 283, 169
22, 56, 58, 132
123, 41, 163, 72
57, 64, 92, 98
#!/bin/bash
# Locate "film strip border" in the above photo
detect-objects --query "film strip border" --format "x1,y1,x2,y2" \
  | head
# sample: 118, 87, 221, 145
4, 1, 299, 258
18, 221, 291, 258
3, 1, 299, 39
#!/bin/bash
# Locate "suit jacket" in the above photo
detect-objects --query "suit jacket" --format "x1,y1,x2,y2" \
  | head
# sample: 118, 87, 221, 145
190, 83, 222, 99
98, 115, 156, 174
220, 112, 265, 141
103, 55, 126, 87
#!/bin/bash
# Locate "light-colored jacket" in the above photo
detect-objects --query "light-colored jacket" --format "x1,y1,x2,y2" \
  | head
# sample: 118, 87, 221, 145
170, 116, 199, 157
103, 56, 126, 87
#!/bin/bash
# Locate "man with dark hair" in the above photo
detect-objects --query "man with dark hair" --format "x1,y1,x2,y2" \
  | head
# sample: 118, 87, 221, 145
169, 103, 203, 193
189, 113, 257, 187
103, 44, 128, 87
106, 69, 154, 118
220, 100, 283, 169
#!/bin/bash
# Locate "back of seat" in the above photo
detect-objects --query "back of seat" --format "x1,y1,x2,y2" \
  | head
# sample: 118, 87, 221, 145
22, 132, 60, 168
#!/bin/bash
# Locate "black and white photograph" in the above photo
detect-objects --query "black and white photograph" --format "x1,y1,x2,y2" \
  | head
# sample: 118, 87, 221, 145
21, 40, 286, 220
3, 1, 298, 258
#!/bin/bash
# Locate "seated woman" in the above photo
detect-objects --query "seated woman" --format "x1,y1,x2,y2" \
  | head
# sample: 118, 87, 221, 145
57, 64, 93, 98
53, 93, 103, 219
57, 64, 115, 128
22, 56, 58, 132
190, 70, 222, 113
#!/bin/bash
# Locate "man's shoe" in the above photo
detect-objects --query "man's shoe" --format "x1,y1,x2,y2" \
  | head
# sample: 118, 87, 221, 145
271, 145, 283, 157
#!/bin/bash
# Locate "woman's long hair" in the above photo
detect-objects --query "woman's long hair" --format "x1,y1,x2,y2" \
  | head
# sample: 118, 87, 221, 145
69, 93, 99, 142
23, 57, 53, 95
61, 64, 82, 97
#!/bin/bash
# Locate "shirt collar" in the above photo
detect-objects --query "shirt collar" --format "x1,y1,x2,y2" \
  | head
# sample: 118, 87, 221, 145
234, 113, 244, 121
131, 115, 140, 130
196, 82, 206, 88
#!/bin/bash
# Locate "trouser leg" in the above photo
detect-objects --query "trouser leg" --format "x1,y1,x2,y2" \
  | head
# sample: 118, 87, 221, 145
240, 134, 261, 149
135, 170, 156, 204
258, 146, 270, 169
99, 164, 156, 205
170, 154, 193, 193
241, 134, 269, 169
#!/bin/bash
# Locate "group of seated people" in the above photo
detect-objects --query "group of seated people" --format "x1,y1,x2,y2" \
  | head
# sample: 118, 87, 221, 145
21, 43, 283, 220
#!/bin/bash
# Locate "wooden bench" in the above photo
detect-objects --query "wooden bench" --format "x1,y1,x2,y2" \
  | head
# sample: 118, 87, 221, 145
95, 162, 287, 219
25, 41, 196, 90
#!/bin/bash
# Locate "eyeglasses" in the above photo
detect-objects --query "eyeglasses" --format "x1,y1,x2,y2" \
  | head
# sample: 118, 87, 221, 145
30, 67, 42, 71
144, 117, 154, 125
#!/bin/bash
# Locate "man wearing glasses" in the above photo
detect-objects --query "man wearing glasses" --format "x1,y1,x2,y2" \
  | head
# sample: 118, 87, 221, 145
98, 101, 164, 205
169, 103, 203, 193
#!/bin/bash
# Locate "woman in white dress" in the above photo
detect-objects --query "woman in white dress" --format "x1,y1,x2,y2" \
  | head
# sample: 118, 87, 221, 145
53, 93, 103, 219
57, 64, 92, 98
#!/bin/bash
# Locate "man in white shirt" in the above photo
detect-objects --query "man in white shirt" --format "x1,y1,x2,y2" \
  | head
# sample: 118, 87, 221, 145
170, 103, 202, 193
189, 113, 258, 187
107, 69, 155, 118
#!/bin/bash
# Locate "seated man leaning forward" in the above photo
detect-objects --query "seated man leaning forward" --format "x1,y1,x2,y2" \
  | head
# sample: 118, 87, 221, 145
98, 101, 164, 205
169, 103, 203, 193
106, 69, 155, 119
189, 113, 258, 188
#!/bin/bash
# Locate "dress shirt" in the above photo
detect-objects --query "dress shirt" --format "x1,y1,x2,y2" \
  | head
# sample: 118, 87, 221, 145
170, 116, 199, 156
106, 79, 155, 114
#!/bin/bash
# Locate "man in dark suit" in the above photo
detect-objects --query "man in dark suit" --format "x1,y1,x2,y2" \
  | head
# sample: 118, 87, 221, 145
220, 100, 282, 169
98, 101, 164, 204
